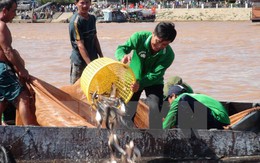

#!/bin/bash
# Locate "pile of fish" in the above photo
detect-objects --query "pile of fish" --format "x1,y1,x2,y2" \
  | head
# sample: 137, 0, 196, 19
91, 84, 141, 163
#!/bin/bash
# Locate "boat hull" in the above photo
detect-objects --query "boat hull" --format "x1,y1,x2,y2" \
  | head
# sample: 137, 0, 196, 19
0, 126, 260, 162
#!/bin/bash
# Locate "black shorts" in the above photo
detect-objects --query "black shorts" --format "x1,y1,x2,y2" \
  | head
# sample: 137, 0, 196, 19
131, 84, 164, 111
70, 62, 86, 84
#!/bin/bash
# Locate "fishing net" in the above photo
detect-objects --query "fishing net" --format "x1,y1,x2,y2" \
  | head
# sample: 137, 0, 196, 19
15, 57, 135, 127
16, 76, 97, 127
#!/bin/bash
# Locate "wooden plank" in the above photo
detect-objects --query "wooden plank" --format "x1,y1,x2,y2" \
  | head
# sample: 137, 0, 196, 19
133, 100, 149, 128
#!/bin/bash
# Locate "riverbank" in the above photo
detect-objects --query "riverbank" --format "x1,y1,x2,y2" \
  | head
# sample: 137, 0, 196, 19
12, 8, 252, 23
155, 8, 252, 21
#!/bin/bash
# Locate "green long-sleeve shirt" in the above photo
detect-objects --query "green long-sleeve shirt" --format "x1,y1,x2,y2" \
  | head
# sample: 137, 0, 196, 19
115, 31, 174, 90
163, 93, 230, 129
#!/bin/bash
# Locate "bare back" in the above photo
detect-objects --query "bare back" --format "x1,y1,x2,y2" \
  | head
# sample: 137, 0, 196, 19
0, 20, 12, 63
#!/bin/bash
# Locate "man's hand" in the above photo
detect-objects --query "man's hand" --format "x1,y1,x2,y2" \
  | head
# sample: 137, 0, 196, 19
131, 81, 139, 93
121, 55, 131, 64
18, 68, 30, 83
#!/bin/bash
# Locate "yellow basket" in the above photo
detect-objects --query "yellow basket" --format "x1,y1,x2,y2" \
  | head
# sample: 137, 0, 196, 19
80, 57, 136, 104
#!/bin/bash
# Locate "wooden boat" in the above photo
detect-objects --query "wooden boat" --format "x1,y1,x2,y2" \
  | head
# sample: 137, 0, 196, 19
1, 99, 259, 162
134, 100, 260, 132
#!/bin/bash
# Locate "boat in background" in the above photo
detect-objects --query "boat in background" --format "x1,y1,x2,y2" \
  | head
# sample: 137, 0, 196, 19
251, 0, 260, 22
122, 9, 156, 22
95, 8, 155, 23
99, 8, 127, 23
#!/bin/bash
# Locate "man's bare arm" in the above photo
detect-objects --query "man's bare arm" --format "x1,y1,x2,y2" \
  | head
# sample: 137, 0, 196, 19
0, 22, 29, 80
77, 40, 91, 64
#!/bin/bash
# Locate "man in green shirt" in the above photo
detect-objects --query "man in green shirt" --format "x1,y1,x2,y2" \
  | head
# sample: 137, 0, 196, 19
115, 22, 176, 110
163, 85, 230, 129
115, 22, 177, 128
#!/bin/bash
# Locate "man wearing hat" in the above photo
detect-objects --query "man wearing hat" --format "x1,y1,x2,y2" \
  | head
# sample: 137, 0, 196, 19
163, 76, 194, 99
163, 85, 230, 129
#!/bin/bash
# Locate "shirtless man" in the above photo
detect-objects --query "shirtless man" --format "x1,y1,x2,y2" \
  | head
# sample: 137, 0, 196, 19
0, 0, 38, 125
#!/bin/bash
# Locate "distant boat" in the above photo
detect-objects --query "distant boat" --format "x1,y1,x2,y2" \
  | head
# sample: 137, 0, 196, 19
96, 8, 156, 23
251, 0, 260, 22
99, 8, 127, 23
122, 8, 156, 22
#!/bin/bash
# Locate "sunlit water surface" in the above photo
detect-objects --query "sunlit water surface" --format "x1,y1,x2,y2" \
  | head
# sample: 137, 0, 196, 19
9, 21, 260, 103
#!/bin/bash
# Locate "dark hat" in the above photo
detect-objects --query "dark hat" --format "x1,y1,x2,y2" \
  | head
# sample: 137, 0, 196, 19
167, 85, 187, 98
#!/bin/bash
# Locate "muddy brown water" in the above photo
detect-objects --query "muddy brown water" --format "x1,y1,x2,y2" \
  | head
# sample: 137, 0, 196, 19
9, 21, 260, 103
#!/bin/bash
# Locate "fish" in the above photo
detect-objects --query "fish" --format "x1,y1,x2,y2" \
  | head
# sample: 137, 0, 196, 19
92, 89, 127, 129
108, 134, 126, 156
121, 140, 141, 163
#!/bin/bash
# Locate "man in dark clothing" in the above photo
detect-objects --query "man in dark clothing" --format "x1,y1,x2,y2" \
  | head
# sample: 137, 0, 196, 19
69, 0, 103, 84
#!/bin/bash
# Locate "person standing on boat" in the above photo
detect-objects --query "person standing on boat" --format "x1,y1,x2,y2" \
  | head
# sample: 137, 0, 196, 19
115, 22, 177, 127
163, 85, 230, 129
69, 0, 103, 84
0, 0, 38, 125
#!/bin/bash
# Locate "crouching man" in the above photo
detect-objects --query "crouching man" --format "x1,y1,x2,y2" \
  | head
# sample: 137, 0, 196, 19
163, 85, 230, 129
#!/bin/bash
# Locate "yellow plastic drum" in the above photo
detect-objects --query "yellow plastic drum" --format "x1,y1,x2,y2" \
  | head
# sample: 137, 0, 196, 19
80, 57, 136, 104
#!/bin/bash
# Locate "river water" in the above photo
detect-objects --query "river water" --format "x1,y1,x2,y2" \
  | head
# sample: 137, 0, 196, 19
9, 21, 260, 103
